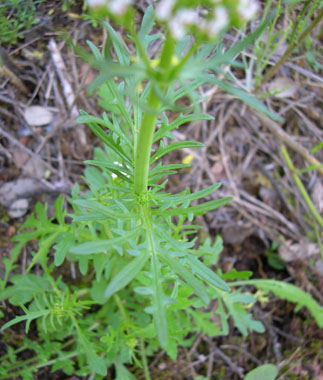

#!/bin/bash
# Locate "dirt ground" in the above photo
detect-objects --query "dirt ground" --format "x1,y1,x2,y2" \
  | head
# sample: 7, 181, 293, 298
0, 1, 322, 379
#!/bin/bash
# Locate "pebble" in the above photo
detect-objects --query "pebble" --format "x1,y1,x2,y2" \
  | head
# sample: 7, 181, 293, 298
24, 105, 53, 126
8, 198, 29, 218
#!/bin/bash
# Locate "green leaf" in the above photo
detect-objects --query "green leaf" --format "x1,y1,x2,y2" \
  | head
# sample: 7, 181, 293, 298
161, 252, 209, 304
77, 328, 107, 376
138, 5, 159, 51
208, 16, 273, 67
54, 195, 66, 225
152, 197, 233, 217
82, 119, 132, 165
115, 360, 137, 380
151, 253, 168, 348
160, 184, 222, 207
205, 76, 283, 122
153, 113, 213, 143
71, 199, 137, 219
231, 279, 323, 328
186, 256, 230, 291
86, 160, 133, 182
54, 233, 74, 266
104, 22, 130, 66
70, 228, 141, 255
84, 166, 107, 191
1, 310, 50, 333
149, 163, 191, 181
87, 349, 107, 376
0, 274, 51, 305
78, 111, 133, 149
151, 141, 204, 163
221, 268, 253, 280
310, 142, 323, 154
104, 250, 149, 298
296, 163, 323, 174
244, 364, 278, 380
51, 359, 75, 376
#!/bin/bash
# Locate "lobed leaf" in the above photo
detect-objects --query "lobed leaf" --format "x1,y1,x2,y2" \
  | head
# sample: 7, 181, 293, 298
151, 141, 204, 164
186, 256, 230, 291
160, 252, 209, 304
233, 279, 323, 328
70, 228, 141, 255
153, 113, 213, 143
152, 197, 233, 217
205, 75, 284, 122
159, 183, 222, 208
86, 160, 133, 182
151, 253, 168, 347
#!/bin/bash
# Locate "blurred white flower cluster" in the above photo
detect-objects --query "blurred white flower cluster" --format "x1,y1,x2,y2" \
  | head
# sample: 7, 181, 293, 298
156, 0, 259, 39
87, 0, 132, 15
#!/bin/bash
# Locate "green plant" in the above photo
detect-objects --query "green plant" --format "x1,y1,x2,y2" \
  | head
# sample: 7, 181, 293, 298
0, 0, 45, 45
247, 0, 323, 90
281, 144, 323, 261
1, 2, 322, 379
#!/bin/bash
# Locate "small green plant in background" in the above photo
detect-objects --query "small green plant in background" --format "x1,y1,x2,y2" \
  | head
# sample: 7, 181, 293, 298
251, 0, 322, 90
0, 0, 46, 45
0, 1, 322, 379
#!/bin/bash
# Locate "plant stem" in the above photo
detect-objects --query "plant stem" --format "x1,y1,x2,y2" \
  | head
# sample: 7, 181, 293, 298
313, 223, 323, 263
140, 338, 152, 380
133, 89, 161, 195
133, 35, 175, 195
281, 144, 323, 229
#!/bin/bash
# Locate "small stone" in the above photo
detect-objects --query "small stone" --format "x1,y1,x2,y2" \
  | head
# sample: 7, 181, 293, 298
8, 198, 29, 218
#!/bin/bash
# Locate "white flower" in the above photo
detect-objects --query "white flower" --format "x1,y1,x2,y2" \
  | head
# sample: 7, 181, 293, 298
87, 0, 107, 6
207, 6, 228, 37
156, 0, 176, 21
238, 0, 259, 20
87, 0, 132, 15
169, 8, 199, 39
109, 0, 132, 15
